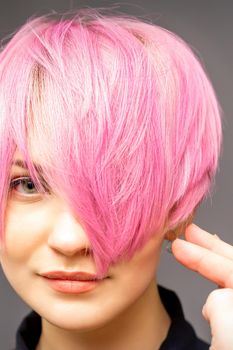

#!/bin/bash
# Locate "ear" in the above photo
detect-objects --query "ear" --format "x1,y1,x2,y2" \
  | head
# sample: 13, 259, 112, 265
164, 212, 194, 241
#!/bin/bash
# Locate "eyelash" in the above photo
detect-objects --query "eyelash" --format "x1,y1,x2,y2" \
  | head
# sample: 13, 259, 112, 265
9, 176, 51, 196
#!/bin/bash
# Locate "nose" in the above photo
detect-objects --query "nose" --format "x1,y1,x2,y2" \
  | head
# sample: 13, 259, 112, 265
48, 210, 91, 257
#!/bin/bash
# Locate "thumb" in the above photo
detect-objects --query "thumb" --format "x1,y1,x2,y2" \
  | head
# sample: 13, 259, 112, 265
202, 288, 233, 350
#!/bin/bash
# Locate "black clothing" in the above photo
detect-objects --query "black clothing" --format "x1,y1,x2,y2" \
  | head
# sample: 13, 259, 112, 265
15, 285, 210, 350
158, 286, 209, 350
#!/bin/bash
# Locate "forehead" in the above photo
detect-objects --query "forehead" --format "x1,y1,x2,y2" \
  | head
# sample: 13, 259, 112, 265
12, 149, 24, 161
11, 148, 41, 167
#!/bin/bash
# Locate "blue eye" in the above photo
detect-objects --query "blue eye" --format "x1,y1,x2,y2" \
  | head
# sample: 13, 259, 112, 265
10, 177, 38, 195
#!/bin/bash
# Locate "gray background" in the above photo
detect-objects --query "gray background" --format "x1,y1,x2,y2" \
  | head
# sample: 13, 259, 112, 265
0, 0, 232, 348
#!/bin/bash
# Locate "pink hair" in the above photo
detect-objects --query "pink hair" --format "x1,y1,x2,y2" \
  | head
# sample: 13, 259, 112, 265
0, 9, 222, 278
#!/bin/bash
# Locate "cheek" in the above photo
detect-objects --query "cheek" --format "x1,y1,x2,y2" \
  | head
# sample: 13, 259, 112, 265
112, 233, 163, 300
130, 233, 163, 276
0, 201, 53, 295
1, 201, 52, 262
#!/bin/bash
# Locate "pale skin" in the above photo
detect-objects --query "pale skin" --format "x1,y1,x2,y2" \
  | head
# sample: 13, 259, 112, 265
172, 224, 233, 350
0, 150, 171, 350
1, 151, 233, 349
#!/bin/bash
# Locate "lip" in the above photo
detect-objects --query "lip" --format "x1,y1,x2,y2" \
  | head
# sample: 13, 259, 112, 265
40, 271, 101, 281
40, 271, 108, 294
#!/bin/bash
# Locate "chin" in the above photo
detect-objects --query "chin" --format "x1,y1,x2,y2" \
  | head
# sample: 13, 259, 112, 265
48, 315, 113, 332
37, 306, 114, 332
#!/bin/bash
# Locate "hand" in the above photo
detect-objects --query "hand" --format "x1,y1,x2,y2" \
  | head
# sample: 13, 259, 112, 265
171, 224, 233, 350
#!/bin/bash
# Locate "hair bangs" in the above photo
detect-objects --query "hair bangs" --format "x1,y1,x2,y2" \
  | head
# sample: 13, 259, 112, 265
0, 10, 222, 278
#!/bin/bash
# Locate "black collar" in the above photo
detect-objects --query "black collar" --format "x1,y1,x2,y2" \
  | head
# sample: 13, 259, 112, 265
15, 285, 209, 350
158, 286, 209, 349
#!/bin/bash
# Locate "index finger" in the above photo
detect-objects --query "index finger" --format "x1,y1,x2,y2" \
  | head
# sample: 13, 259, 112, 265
171, 238, 233, 288
185, 224, 233, 262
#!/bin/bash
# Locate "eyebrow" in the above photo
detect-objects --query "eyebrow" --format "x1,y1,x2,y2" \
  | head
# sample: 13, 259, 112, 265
12, 159, 44, 174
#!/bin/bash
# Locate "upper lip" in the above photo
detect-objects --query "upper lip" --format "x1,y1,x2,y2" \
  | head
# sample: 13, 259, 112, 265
40, 271, 102, 281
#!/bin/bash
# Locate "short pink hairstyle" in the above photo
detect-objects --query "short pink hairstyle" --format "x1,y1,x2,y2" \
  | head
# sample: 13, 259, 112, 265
0, 9, 222, 278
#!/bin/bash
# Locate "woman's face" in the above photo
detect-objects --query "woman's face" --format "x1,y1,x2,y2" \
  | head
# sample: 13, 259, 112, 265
0, 149, 164, 331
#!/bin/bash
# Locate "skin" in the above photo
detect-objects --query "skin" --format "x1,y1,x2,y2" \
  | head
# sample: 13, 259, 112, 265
172, 224, 233, 350
1, 149, 232, 349
0, 149, 171, 350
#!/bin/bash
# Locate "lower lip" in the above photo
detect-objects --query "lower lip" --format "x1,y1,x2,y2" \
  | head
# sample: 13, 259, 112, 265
42, 277, 101, 294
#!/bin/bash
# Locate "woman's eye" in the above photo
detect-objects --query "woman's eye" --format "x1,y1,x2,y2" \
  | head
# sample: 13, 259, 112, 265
9, 177, 48, 196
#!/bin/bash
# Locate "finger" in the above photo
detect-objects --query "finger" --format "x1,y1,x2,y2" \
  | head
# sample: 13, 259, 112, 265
202, 289, 233, 350
184, 224, 233, 262
171, 238, 233, 288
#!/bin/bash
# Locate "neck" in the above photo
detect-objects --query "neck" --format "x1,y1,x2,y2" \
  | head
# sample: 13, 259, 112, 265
36, 280, 171, 350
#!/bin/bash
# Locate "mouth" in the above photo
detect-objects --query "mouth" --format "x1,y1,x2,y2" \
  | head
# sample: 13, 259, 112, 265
40, 271, 109, 294
40, 270, 107, 281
